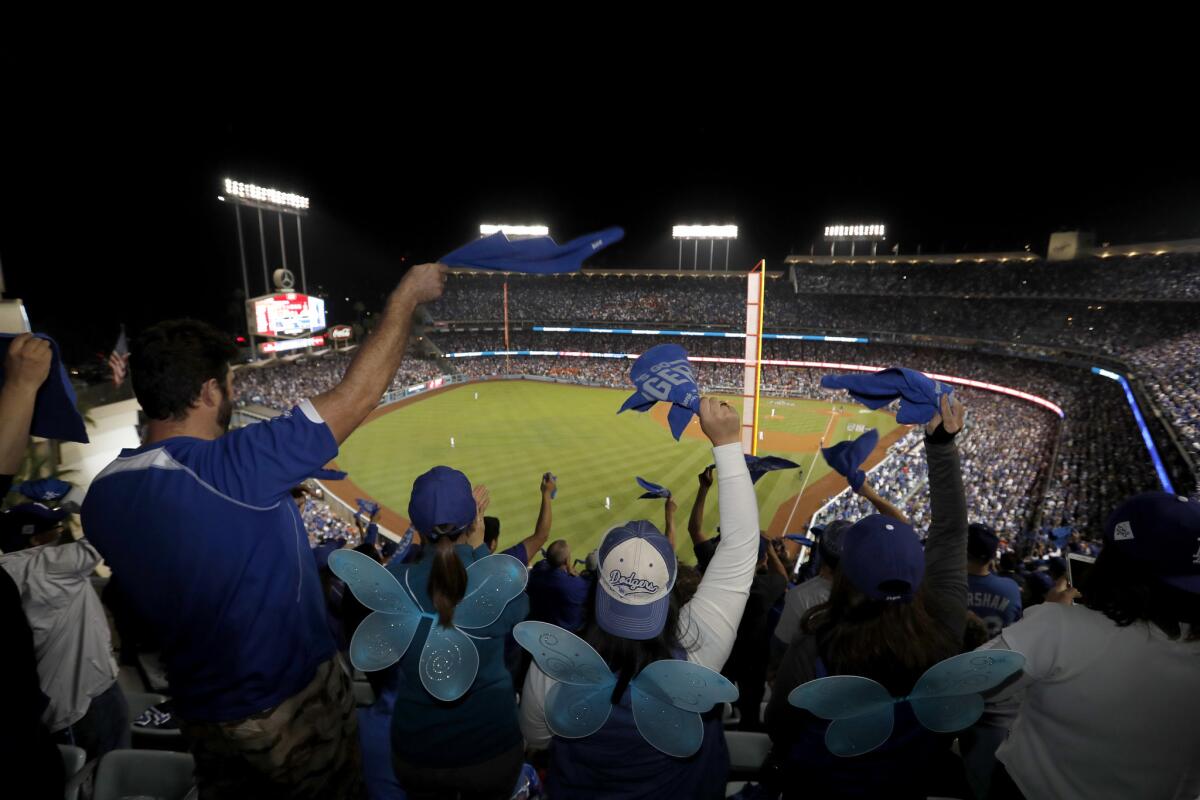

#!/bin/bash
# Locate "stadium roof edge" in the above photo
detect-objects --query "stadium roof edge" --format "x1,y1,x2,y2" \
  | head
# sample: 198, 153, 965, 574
784, 251, 1035, 266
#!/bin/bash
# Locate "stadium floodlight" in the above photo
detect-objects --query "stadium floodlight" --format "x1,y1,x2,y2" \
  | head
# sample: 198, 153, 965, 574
479, 224, 549, 237
223, 179, 310, 211
672, 225, 738, 239
824, 223, 886, 241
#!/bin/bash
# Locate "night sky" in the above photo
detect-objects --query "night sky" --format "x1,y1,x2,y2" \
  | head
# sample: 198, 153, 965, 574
4, 59, 1198, 366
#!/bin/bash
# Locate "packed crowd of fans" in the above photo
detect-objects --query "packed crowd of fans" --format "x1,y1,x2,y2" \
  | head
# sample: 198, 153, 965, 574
810, 390, 1058, 539
427, 271, 750, 324
4, 258, 1198, 800
300, 492, 361, 548
233, 348, 445, 412
1129, 330, 1200, 462
785, 253, 1200, 300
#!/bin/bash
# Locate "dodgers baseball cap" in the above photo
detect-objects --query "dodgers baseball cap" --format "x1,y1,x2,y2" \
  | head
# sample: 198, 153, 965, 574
0, 503, 70, 552
408, 466, 476, 538
595, 520, 677, 640
1105, 492, 1200, 593
840, 515, 925, 602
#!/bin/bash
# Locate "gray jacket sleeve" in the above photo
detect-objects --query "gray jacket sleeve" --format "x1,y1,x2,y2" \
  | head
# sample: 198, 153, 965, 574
920, 435, 968, 642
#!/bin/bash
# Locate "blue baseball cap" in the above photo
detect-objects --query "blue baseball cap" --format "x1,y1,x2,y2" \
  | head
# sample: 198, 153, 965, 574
840, 515, 925, 602
1105, 492, 1200, 594
0, 503, 70, 552
408, 466, 476, 538
595, 520, 677, 640
968, 523, 1000, 562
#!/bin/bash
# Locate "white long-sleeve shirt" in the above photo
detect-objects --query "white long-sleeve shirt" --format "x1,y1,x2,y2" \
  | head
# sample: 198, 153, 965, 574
520, 442, 759, 749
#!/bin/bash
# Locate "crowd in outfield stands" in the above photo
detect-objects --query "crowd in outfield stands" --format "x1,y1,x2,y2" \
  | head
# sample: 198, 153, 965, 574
785, 253, 1200, 300
1129, 330, 1200, 461
234, 349, 443, 412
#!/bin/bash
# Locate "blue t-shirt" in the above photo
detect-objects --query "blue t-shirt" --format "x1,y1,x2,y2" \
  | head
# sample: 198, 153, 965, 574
388, 543, 529, 768
501, 541, 530, 565
967, 572, 1023, 639
80, 401, 338, 723
527, 561, 590, 632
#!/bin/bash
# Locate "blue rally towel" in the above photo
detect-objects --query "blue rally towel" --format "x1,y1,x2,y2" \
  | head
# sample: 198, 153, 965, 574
820, 367, 953, 425
821, 428, 879, 493
0, 334, 89, 444
14, 477, 73, 502
636, 477, 671, 499
706, 455, 802, 485
356, 498, 380, 519
440, 227, 624, 274
618, 344, 701, 440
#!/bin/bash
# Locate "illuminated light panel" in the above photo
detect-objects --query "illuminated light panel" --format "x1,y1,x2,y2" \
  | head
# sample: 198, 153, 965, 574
224, 178, 309, 210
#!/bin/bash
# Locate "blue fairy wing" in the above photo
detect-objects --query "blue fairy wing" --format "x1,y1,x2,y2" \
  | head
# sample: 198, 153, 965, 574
545, 681, 614, 740
453, 553, 529, 630
908, 650, 1026, 733
824, 707, 897, 757
633, 660, 738, 713
513, 621, 615, 687
328, 549, 415, 614
789, 675, 897, 757
347, 610, 419, 672
419, 622, 480, 702
630, 684, 705, 757
629, 659, 738, 758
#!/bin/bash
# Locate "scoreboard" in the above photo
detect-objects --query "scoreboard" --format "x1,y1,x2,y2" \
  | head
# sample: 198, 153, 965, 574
249, 293, 327, 338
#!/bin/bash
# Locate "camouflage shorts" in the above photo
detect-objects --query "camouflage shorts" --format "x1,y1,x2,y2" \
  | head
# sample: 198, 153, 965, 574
182, 656, 363, 800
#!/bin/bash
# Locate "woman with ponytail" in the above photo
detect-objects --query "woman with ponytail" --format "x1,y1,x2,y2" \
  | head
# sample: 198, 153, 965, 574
387, 466, 530, 800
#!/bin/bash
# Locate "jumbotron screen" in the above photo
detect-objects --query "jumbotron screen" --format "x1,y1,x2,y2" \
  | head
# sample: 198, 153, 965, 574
251, 293, 326, 337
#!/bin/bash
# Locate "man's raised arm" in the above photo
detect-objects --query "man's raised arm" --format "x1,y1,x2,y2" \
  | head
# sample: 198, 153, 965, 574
311, 263, 446, 443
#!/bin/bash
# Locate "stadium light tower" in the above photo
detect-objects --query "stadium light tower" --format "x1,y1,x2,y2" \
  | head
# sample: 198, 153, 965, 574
219, 178, 311, 355
823, 223, 887, 257
480, 224, 550, 239
672, 224, 738, 271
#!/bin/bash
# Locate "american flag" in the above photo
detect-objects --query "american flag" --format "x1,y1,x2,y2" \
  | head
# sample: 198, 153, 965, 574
108, 326, 129, 387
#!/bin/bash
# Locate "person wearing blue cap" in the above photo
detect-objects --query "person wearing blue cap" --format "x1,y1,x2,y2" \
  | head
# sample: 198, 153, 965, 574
766, 393, 970, 799
385, 466, 530, 799
519, 398, 761, 799
81, 262, 447, 799
977, 492, 1200, 800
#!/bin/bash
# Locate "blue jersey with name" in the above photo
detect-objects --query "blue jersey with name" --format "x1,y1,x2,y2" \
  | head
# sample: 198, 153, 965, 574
967, 572, 1023, 639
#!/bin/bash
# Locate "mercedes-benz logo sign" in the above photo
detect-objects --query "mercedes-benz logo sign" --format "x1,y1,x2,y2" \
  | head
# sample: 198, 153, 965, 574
272, 268, 296, 291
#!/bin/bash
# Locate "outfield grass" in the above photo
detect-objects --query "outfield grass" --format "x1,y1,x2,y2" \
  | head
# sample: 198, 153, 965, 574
336, 380, 899, 564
